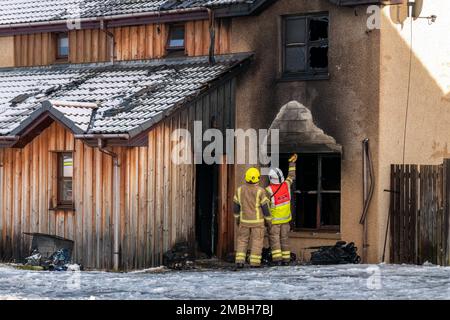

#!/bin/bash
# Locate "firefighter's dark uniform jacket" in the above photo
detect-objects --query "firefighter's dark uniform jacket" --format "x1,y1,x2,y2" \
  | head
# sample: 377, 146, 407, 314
233, 183, 271, 266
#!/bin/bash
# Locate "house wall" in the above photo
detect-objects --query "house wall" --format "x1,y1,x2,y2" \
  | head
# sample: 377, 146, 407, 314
12, 19, 231, 66
378, 1, 450, 261
230, 0, 381, 262
0, 120, 196, 270
0, 78, 236, 269
0, 36, 14, 67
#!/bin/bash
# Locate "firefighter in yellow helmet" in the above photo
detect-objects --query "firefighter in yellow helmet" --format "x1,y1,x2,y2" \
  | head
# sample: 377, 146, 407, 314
266, 154, 297, 265
233, 167, 272, 268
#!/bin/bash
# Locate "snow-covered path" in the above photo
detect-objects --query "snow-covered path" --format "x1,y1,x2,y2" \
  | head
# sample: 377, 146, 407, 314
1, 263, 450, 300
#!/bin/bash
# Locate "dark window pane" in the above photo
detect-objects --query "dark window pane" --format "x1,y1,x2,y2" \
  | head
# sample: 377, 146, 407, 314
296, 193, 317, 229
309, 45, 328, 69
321, 156, 340, 190
58, 35, 69, 57
168, 26, 185, 48
62, 180, 73, 202
320, 193, 340, 226
310, 17, 328, 41
285, 18, 306, 44
285, 46, 306, 73
297, 154, 318, 191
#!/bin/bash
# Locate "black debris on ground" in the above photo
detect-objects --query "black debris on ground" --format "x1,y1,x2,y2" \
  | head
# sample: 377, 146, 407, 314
310, 241, 361, 265
163, 242, 196, 270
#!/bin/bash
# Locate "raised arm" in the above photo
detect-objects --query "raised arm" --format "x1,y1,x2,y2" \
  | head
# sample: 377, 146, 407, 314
286, 154, 297, 185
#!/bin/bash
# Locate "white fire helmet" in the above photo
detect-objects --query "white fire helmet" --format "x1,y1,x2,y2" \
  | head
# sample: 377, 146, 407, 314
269, 168, 285, 185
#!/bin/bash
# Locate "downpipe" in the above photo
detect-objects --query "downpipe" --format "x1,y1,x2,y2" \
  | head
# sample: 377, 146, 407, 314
97, 139, 121, 270
360, 139, 375, 263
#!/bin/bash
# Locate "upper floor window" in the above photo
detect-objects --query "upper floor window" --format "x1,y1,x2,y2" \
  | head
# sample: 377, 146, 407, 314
282, 13, 329, 80
56, 32, 69, 61
167, 24, 185, 54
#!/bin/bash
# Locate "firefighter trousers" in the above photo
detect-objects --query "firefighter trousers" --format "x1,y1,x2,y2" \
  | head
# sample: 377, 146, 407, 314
269, 223, 291, 262
235, 225, 264, 266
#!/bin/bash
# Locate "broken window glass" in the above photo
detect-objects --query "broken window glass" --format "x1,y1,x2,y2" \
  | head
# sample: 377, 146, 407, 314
283, 14, 329, 77
309, 46, 328, 69
309, 17, 329, 41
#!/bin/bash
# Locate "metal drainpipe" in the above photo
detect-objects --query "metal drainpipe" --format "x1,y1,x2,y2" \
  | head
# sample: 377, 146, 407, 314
97, 138, 120, 270
100, 20, 115, 64
360, 139, 375, 263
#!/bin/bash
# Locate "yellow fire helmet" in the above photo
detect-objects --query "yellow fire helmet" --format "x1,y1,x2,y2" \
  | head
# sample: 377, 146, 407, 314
245, 167, 261, 184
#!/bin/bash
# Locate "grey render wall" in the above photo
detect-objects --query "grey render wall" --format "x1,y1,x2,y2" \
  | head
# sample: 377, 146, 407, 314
230, 0, 381, 262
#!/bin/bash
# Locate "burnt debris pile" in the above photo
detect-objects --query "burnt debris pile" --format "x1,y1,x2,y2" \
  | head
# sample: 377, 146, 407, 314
310, 241, 361, 265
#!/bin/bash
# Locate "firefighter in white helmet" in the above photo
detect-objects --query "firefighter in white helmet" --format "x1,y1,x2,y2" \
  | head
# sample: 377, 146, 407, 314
266, 154, 297, 265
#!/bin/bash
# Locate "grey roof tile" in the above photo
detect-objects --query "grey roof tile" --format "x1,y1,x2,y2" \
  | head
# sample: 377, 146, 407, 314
0, 0, 259, 26
0, 53, 251, 136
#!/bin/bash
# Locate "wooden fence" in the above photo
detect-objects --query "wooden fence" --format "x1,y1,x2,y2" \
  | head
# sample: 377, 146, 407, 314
390, 161, 450, 265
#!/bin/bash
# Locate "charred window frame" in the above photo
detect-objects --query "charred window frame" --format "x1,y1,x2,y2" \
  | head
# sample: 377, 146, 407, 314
277, 153, 340, 231
57, 152, 74, 208
55, 32, 69, 62
281, 13, 329, 81
166, 24, 186, 54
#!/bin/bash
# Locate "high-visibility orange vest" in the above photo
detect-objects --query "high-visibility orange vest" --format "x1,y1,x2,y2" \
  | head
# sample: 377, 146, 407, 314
267, 182, 292, 225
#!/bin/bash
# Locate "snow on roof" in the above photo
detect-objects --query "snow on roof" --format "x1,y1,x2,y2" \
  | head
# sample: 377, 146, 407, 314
0, 0, 260, 26
0, 53, 251, 136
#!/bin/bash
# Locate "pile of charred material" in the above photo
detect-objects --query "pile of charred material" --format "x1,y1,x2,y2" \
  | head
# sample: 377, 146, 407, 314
309, 241, 361, 265
22, 233, 81, 271
163, 242, 195, 270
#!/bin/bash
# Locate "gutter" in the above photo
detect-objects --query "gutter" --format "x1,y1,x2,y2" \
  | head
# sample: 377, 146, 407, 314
74, 134, 129, 139
0, 7, 208, 30
0, 135, 20, 141
0, 0, 274, 36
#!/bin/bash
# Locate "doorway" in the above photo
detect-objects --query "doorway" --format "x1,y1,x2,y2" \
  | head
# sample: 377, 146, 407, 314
195, 164, 219, 257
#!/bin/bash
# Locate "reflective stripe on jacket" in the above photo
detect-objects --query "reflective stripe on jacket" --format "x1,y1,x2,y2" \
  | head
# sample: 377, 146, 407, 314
233, 184, 270, 227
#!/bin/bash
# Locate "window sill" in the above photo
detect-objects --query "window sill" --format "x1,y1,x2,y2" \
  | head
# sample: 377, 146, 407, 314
278, 73, 329, 82
289, 230, 341, 240
50, 205, 75, 212
52, 58, 69, 65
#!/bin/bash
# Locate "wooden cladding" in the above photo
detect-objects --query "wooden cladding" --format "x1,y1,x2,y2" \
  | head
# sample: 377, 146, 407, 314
0, 79, 236, 270
69, 29, 110, 64
14, 33, 56, 67
13, 19, 232, 67
0, 121, 194, 270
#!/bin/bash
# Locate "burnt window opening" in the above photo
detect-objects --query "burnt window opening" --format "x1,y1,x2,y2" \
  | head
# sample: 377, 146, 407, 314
166, 24, 185, 56
55, 33, 69, 61
276, 153, 341, 231
282, 14, 329, 80
57, 152, 73, 207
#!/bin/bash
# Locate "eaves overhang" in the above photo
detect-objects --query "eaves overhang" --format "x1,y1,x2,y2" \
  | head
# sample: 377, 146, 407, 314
0, 0, 276, 36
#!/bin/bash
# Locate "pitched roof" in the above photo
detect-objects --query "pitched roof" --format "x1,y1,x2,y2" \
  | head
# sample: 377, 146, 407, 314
0, 0, 264, 26
0, 53, 251, 139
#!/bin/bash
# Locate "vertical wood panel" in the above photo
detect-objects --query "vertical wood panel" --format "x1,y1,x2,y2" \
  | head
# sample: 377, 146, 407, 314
13, 19, 231, 67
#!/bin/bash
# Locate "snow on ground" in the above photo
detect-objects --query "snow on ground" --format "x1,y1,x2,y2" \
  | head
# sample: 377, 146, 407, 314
1, 263, 450, 300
